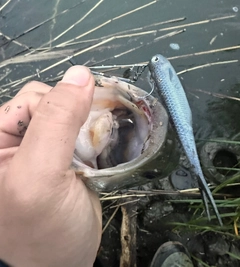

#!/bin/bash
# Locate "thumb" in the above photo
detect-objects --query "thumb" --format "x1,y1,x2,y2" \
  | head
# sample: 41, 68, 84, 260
12, 66, 95, 178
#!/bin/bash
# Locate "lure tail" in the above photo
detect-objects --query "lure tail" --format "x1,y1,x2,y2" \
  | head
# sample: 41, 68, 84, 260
197, 175, 223, 226
200, 189, 210, 220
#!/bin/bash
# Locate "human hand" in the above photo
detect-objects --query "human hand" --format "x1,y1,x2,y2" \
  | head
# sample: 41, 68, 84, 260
0, 66, 102, 267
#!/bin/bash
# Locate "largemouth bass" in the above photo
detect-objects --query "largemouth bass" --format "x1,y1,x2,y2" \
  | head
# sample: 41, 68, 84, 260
148, 54, 222, 225
72, 74, 179, 192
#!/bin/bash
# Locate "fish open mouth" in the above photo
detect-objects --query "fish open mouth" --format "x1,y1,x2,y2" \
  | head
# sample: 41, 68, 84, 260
70, 74, 176, 191
72, 75, 153, 170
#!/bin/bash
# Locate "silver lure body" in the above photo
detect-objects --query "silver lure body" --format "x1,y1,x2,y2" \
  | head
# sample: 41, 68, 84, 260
148, 54, 222, 225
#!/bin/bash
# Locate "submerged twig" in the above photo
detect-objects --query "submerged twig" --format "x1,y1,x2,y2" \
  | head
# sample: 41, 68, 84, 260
0, 49, 75, 68
103, 200, 118, 212
0, 0, 11, 12
45, 0, 104, 46
110, 199, 140, 209
89, 63, 146, 70
54, 14, 234, 49
159, 14, 236, 32
81, 46, 240, 74
114, 0, 156, 20
0, 32, 30, 50
209, 35, 217, 45
3, 29, 183, 88
54, 17, 186, 48
177, 59, 238, 75
194, 88, 240, 102
41, 0, 157, 50
99, 187, 236, 201
89, 29, 185, 66
169, 45, 240, 60
102, 205, 119, 234
0, 68, 12, 82
0, 1, 86, 47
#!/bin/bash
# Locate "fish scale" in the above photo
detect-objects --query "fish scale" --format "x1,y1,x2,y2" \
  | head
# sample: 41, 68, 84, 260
148, 54, 223, 226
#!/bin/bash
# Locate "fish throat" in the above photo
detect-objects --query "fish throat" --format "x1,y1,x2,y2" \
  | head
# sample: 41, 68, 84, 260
72, 75, 151, 171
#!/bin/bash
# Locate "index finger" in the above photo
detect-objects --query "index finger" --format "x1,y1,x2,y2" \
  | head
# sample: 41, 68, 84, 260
0, 82, 52, 148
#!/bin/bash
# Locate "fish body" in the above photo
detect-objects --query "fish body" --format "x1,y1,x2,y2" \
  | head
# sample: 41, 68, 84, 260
148, 54, 222, 225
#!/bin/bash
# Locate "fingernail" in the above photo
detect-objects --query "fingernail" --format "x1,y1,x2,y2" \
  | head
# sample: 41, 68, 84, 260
62, 66, 91, 87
